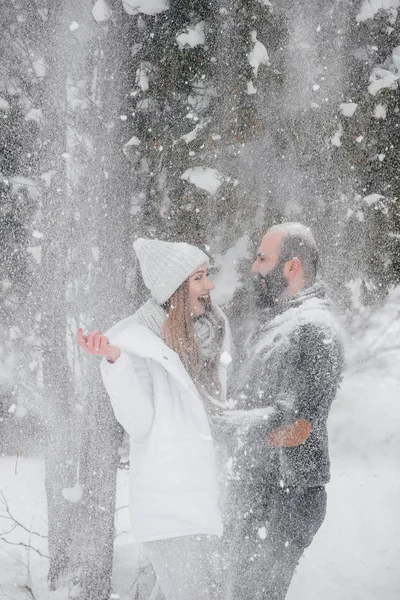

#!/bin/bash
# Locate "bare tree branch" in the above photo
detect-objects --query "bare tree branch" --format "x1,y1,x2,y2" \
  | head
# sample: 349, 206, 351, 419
0, 587, 19, 600
0, 545, 27, 568
0, 524, 17, 537
20, 586, 37, 600
0, 538, 48, 560
0, 492, 47, 539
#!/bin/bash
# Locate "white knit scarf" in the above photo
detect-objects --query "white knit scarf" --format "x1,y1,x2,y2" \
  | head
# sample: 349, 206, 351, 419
135, 298, 226, 412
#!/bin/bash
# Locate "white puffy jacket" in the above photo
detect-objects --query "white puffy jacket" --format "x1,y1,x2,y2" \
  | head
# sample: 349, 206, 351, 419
100, 306, 231, 542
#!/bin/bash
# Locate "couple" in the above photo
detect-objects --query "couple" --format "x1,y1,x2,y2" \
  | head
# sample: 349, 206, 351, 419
77, 222, 344, 600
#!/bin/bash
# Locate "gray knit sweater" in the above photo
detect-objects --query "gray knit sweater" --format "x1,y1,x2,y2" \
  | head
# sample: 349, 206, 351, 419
230, 281, 345, 489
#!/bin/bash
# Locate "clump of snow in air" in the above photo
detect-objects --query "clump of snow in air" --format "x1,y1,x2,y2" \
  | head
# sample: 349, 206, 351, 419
247, 80, 257, 94
363, 193, 385, 206
25, 108, 44, 125
220, 351, 233, 367
136, 62, 151, 92
122, 0, 169, 15
92, 0, 112, 22
356, 0, 400, 23
32, 58, 47, 77
339, 102, 358, 117
9, 326, 21, 340
125, 135, 141, 147
62, 482, 83, 503
180, 166, 223, 195
247, 30, 270, 77
91, 247, 100, 262
27, 246, 42, 264
41, 169, 57, 187
258, 526, 267, 540
69, 21, 79, 31
330, 124, 343, 147
180, 118, 211, 144
373, 103, 387, 119
8, 403, 27, 419
176, 22, 205, 49
392, 45, 400, 70
0, 97, 10, 110
123, 135, 142, 160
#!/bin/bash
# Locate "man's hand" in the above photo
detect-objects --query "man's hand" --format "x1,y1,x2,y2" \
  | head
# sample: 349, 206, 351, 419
268, 419, 312, 448
77, 328, 121, 364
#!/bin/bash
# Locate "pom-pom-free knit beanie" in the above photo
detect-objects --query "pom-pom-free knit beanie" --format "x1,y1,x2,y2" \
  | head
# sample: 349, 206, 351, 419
133, 238, 210, 304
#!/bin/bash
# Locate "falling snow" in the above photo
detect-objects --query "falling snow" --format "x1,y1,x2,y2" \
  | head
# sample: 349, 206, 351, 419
1, 2, 400, 600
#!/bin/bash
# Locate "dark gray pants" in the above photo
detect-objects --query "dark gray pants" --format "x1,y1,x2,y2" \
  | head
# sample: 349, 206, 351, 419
144, 535, 221, 600
227, 485, 327, 600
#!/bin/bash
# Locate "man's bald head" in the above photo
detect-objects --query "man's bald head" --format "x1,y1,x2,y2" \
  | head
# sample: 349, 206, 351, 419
264, 222, 319, 281
251, 222, 319, 304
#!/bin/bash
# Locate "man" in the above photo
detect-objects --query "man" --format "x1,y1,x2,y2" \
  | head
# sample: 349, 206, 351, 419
228, 222, 345, 600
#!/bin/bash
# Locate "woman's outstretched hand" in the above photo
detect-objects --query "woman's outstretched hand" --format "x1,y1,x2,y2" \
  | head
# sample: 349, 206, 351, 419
77, 328, 121, 364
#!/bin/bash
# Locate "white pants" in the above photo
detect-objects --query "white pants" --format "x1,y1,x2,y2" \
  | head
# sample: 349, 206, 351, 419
144, 535, 220, 600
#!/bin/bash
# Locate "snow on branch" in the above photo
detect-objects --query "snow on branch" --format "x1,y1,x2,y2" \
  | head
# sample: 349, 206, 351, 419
122, 0, 168, 16
368, 67, 399, 95
92, 0, 112, 22
0, 174, 40, 200
367, 46, 400, 95
356, 0, 400, 24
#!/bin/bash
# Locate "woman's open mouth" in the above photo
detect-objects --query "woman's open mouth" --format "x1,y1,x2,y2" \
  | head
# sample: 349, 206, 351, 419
198, 295, 209, 307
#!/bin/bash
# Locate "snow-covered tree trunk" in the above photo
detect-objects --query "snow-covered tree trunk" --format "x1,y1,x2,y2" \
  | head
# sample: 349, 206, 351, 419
39, 0, 81, 587
38, 0, 133, 594
68, 3, 134, 597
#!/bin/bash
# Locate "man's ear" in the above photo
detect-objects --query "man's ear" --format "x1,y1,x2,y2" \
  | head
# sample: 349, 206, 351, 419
285, 257, 302, 278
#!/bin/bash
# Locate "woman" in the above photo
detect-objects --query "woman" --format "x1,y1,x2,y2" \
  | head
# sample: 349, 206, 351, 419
77, 237, 232, 600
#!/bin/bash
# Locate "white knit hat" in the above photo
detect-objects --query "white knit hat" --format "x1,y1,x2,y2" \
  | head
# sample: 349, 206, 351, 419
133, 238, 210, 304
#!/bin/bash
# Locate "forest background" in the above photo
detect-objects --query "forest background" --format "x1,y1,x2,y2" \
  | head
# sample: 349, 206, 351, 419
0, 1, 399, 599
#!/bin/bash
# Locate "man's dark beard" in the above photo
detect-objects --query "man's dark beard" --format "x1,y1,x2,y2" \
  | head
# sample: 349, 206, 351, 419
254, 262, 289, 308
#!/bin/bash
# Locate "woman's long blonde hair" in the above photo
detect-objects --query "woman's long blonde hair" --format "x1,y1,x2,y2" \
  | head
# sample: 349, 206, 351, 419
162, 279, 202, 379
162, 280, 220, 399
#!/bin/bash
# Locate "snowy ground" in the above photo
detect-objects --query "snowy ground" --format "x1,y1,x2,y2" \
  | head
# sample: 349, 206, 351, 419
287, 462, 400, 600
1, 372, 400, 600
